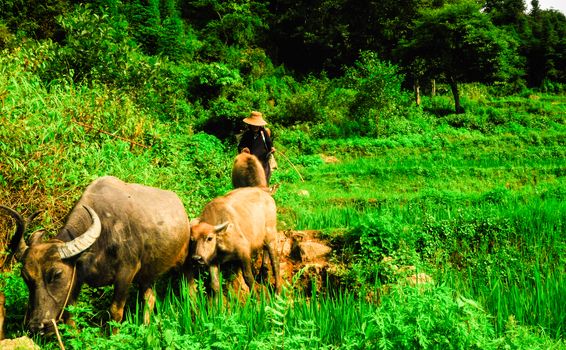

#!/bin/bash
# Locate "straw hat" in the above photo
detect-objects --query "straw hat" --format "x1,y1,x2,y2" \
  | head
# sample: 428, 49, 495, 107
243, 111, 267, 126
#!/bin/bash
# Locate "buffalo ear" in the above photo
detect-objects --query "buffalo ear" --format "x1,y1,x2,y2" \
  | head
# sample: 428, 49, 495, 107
190, 218, 201, 227
29, 230, 47, 246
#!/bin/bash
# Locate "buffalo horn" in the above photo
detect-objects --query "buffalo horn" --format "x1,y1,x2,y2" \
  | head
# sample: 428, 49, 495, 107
213, 222, 230, 233
0, 205, 28, 260
58, 205, 102, 259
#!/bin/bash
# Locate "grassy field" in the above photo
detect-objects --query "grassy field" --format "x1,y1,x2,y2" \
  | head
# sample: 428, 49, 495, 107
271, 93, 565, 342
275, 146, 565, 335
1, 84, 565, 348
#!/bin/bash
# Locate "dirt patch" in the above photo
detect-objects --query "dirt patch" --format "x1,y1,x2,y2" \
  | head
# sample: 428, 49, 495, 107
321, 154, 339, 163
277, 230, 335, 293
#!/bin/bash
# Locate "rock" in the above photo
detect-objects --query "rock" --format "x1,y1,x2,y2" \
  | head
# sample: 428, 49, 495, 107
0, 337, 40, 350
291, 241, 332, 263
277, 230, 293, 258
288, 231, 332, 263
321, 155, 339, 163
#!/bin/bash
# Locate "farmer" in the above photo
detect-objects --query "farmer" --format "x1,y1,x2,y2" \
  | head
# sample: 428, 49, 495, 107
237, 111, 276, 184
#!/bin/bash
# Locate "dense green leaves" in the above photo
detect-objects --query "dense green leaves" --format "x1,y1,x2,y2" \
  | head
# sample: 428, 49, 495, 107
399, 0, 521, 112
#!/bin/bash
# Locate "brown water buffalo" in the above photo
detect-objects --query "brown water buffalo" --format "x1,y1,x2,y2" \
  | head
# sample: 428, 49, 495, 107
0, 176, 192, 335
190, 187, 280, 294
231, 148, 267, 189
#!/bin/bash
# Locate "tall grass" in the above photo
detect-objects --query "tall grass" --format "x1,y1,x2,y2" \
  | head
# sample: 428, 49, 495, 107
274, 113, 565, 341
40, 279, 561, 350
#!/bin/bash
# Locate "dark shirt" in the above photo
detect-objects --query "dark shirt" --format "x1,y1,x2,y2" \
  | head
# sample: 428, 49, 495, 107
238, 128, 272, 162
238, 127, 273, 183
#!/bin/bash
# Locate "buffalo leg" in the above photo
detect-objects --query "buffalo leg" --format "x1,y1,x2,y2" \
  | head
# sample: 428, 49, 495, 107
181, 260, 196, 296
210, 264, 221, 295
110, 267, 138, 327
109, 292, 127, 324
266, 242, 281, 293
259, 250, 270, 282
109, 278, 134, 333
142, 287, 155, 325
241, 259, 255, 293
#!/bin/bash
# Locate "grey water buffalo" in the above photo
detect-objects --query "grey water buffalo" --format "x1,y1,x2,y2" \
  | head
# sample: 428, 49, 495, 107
231, 148, 267, 189
190, 187, 280, 294
0, 176, 192, 335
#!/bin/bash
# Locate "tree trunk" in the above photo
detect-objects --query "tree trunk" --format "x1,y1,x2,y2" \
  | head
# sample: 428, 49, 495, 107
431, 79, 436, 97
448, 76, 464, 114
414, 79, 421, 106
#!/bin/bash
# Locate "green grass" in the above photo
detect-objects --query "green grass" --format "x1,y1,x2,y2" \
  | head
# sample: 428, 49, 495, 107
37, 279, 565, 350
271, 125, 565, 342
1, 50, 565, 348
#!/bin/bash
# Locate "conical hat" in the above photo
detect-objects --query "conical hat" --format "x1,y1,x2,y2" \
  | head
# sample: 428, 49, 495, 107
243, 111, 267, 126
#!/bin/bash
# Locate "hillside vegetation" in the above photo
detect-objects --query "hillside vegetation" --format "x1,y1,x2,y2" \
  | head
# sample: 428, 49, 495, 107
1, 0, 565, 349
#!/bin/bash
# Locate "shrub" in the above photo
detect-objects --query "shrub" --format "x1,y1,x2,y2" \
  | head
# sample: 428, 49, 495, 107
341, 51, 407, 137
345, 285, 500, 350
0, 265, 29, 337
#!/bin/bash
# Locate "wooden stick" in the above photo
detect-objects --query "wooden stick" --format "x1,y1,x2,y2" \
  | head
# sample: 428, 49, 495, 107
276, 151, 305, 182
51, 319, 65, 350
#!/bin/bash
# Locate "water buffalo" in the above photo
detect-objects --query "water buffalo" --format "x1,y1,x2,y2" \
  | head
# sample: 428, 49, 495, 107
190, 187, 280, 294
0, 176, 192, 335
231, 148, 267, 190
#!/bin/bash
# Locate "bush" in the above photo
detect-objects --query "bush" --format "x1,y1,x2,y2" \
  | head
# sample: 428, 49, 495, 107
0, 265, 29, 337
341, 51, 407, 137
346, 285, 500, 350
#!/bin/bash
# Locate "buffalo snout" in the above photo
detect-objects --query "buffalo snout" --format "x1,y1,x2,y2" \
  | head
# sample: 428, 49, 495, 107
192, 255, 205, 265
29, 319, 55, 336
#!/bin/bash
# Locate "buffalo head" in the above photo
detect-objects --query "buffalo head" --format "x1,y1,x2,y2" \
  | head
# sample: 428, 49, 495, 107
1, 205, 101, 335
190, 219, 230, 265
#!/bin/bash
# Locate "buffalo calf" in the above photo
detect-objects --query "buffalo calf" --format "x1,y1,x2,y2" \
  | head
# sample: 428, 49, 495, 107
231, 150, 268, 189
190, 187, 280, 294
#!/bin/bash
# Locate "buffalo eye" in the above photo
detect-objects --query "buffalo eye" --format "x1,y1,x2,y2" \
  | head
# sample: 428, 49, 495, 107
46, 268, 63, 284
206, 236, 214, 242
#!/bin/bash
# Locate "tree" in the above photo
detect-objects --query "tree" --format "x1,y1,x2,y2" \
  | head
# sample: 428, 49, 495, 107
180, 0, 269, 59
267, 0, 351, 75
484, 0, 527, 26
523, 8, 566, 86
399, 0, 519, 113
267, 0, 441, 76
0, 0, 69, 43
